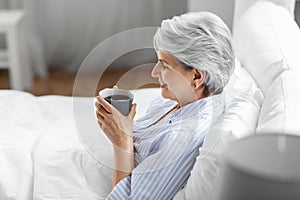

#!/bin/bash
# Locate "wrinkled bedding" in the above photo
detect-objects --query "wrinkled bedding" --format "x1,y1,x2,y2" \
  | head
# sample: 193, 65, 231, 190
0, 89, 160, 200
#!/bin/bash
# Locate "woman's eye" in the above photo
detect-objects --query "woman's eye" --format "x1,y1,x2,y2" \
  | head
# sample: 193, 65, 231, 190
162, 64, 170, 70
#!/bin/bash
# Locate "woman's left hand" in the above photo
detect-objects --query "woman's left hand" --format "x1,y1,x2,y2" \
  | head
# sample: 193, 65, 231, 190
95, 96, 137, 151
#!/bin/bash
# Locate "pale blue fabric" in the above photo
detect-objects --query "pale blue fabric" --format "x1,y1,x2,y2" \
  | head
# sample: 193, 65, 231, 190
106, 94, 225, 200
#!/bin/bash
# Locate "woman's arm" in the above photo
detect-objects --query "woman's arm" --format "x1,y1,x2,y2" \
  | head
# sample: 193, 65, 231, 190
112, 142, 134, 187
95, 96, 136, 187
106, 140, 200, 200
106, 126, 206, 200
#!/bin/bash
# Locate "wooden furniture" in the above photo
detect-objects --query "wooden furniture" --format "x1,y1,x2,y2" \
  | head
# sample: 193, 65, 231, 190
0, 10, 32, 90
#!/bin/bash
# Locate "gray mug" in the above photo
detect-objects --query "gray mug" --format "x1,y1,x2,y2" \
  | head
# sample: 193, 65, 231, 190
98, 88, 134, 116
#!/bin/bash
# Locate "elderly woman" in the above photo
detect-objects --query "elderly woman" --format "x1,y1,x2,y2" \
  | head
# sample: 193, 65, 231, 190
95, 11, 234, 199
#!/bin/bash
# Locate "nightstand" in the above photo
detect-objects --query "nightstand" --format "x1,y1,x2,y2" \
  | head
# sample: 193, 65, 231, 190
0, 10, 32, 90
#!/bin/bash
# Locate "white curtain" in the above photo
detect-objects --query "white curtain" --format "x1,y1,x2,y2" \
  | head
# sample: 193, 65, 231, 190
1, 0, 186, 73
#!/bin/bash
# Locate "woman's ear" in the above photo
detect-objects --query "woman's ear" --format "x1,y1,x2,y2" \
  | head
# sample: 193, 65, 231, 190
192, 69, 205, 89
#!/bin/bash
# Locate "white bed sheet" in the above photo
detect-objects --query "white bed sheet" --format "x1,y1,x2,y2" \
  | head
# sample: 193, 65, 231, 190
0, 88, 160, 200
0, 90, 57, 200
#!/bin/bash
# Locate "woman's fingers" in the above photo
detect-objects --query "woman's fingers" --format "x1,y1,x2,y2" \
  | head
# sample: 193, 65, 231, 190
97, 119, 103, 128
96, 96, 112, 114
96, 108, 105, 120
128, 103, 137, 119
94, 94, 134, 145
95, 97, 112, 128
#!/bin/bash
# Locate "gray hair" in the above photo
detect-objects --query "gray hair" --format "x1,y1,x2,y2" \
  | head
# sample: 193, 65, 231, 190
153, 12, 235, 94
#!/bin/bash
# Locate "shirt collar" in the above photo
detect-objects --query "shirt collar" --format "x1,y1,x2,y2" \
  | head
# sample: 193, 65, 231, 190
167, 93, 225, 124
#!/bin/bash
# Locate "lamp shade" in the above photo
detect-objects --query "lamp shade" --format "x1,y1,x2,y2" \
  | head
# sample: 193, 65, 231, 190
216, 134, 300, 200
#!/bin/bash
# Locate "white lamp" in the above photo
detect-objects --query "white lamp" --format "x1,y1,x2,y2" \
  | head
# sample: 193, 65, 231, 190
216, 134, 300, 200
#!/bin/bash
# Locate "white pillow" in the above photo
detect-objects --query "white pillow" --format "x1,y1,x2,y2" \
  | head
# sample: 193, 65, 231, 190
233, 1, 300, 95
233, 0, 296, 32
257, 71, 300, 135
174, 61, 264, 200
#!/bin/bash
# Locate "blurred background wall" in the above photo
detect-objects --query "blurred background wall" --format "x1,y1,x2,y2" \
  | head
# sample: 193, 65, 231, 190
0, 0, 299, 76
188, 0, 234, 31
0, 0, 187, 74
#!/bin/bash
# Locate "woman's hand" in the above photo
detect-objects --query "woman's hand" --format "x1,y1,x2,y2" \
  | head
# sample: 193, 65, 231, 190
95, 94, 136, 186
95, 95, 137, 151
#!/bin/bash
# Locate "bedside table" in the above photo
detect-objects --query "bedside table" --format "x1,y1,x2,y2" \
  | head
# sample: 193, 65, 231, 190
0, 10, 32, 90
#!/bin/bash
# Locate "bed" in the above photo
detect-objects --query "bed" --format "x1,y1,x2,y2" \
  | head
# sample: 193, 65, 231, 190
1, 0, 300, 199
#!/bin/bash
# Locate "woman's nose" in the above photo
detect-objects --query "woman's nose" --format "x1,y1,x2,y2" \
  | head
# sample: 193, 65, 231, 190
151, 63, 161, 78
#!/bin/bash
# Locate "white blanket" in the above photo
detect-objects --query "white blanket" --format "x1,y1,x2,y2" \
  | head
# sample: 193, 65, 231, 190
0, 88, 160, 200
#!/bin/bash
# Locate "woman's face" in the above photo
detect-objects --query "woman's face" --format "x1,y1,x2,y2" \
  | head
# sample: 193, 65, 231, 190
151, 50, 198, 106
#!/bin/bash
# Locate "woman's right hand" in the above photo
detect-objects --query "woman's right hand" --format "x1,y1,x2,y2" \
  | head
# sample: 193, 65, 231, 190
95, 88, 136, 185
95, 89, 136, 151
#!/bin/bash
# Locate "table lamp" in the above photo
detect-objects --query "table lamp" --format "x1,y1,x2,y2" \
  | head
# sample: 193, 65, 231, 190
216, 133, 300, 200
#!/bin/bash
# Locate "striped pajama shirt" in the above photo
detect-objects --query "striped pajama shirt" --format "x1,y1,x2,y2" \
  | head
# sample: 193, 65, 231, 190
106, 94, 225, 200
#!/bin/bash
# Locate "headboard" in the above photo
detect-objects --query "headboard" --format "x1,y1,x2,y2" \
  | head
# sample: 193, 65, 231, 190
233, 0, 296, 33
